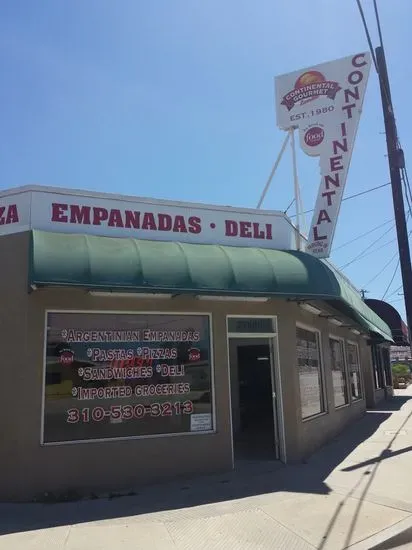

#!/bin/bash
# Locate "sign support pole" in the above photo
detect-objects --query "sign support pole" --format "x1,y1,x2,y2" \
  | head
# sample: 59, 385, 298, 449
256, 132, 290, 209
376, 46, 412, 348
290, 128, 301, 250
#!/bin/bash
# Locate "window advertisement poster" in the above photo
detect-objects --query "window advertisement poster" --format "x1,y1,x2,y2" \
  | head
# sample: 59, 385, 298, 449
43, 312, 213, 443
329, 338, 348, 408
346, 342, 362, 400
296, 327, 324, 419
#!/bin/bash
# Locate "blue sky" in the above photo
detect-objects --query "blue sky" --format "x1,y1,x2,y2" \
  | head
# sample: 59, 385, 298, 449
1, 0, 411, 319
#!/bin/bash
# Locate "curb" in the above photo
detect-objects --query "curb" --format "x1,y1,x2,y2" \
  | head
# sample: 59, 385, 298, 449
348, 513, 412, 549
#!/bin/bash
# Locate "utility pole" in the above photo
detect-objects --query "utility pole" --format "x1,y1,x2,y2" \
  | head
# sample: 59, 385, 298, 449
360, 289, 369, 300
376, 46, 412, 346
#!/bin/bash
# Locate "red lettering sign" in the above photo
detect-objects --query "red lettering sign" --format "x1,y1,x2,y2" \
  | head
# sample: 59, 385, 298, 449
0, 204, 19, 225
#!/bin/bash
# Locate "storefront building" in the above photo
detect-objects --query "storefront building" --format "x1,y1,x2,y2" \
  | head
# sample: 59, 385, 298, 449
364, 299, 410, 403
0, 185, 394, 502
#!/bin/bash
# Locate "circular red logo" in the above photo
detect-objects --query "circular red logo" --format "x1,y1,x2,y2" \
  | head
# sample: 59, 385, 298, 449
59, 350, 74, 366
188, 348, 201, 362
304, 127, 325, 147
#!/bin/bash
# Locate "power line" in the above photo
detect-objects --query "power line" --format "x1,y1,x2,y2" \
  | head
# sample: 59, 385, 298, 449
333, 219, 393, 252
370, 7, 412, 335
401, 166, 412, 218
284, 198, 295, 215
356, 0, 399, 141
386, 284, 403, 299
341, 211, 411, 271
355, 0, 379, 71
387, 297, 404, 305
363, 250, 398, 287
380, 223, 412, 299
373, 0, 385, 49
382, 257, 400, 300
339, 224, 395, 269
288, 182, 390, 218
353, 236, 398, 261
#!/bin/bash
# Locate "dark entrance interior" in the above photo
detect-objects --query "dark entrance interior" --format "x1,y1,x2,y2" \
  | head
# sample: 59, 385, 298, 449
230, 340, 277, 461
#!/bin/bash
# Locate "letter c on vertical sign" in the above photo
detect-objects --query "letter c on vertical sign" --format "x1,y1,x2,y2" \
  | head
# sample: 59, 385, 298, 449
352, 53, 367, 68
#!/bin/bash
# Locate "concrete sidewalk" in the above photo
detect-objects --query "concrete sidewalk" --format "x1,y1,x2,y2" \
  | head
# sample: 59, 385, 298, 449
1, 389, 412, 549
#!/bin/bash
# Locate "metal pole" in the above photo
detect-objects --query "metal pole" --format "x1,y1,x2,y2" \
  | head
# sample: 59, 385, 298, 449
256, 132, 290, 209
376, 46, 412, 347
290, 128, 301, 250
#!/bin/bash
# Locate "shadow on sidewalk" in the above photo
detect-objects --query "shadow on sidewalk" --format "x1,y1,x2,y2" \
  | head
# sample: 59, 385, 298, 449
368, 393, 412, 412
0, 394, 410, 537
317, 394, 412, 550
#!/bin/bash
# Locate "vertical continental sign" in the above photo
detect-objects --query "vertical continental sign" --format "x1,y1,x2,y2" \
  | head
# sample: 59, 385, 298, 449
275, 53, 371, 258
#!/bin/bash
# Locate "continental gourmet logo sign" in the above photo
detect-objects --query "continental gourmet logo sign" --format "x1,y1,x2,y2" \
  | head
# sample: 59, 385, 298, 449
275, 52, 371, 258
281, 70, 341, 111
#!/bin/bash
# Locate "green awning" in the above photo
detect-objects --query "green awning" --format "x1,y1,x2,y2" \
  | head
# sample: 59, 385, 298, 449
29, 230, 393, 341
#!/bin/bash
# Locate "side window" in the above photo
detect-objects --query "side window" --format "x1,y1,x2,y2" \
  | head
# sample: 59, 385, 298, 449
329, 337, 349, 407
296, 326, 325, 419
346, 342, 362, 400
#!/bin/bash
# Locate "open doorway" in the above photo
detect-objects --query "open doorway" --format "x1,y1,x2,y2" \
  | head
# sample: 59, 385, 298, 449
229, 337, 278, 461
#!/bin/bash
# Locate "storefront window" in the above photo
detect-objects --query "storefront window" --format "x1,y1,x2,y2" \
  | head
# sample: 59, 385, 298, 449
371, 344, 384, 389
296, 326, 325, 419
381, 347, 392, 387
346, 342, 362, 400
329, 337, 348, 407
43, 312, 214, 444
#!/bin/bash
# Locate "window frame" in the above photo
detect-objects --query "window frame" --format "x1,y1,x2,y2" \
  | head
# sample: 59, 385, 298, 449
41, 309, 216, 446
329, 334, 350, 409
381, 347, 392, 387
346, 339, 363, 402
371, 343, 384, 390
296, 322, 327, 421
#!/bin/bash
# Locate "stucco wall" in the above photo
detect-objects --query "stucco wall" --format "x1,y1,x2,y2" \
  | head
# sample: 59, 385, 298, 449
283, 306, 367, 461
0, 233, 31, 502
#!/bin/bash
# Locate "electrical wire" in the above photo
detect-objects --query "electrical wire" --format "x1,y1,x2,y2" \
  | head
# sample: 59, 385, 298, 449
381, 230, 412, 300
288, 182, 390, 218
351, 235, 398, 262
333, 219, 393, 252
401, 167, 412, 218
380, 224, 412, 299
356, 0, 398, 142
284, 198, 295, 215
386, 283, 403, 299
382, 257, 400, 300
339, 224, 395, 269
355, 0, 379, 71
387, 297, 404, 305
373, 0, 385, 49
341, 210, 410, 271
367, 0, 412, 310
363, 250, 398, 287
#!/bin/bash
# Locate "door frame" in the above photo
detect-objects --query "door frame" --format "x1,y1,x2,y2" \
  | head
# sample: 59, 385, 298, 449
226, 315, 286, 465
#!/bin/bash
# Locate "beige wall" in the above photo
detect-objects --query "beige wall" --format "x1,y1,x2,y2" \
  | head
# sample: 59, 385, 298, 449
0, 232, 374, 501
285, 305, 367, 461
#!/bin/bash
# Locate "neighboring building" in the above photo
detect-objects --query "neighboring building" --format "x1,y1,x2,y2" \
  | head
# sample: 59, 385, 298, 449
365, 298, 411, 375
0, 185, 395, 501
390, 346, 412, 363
